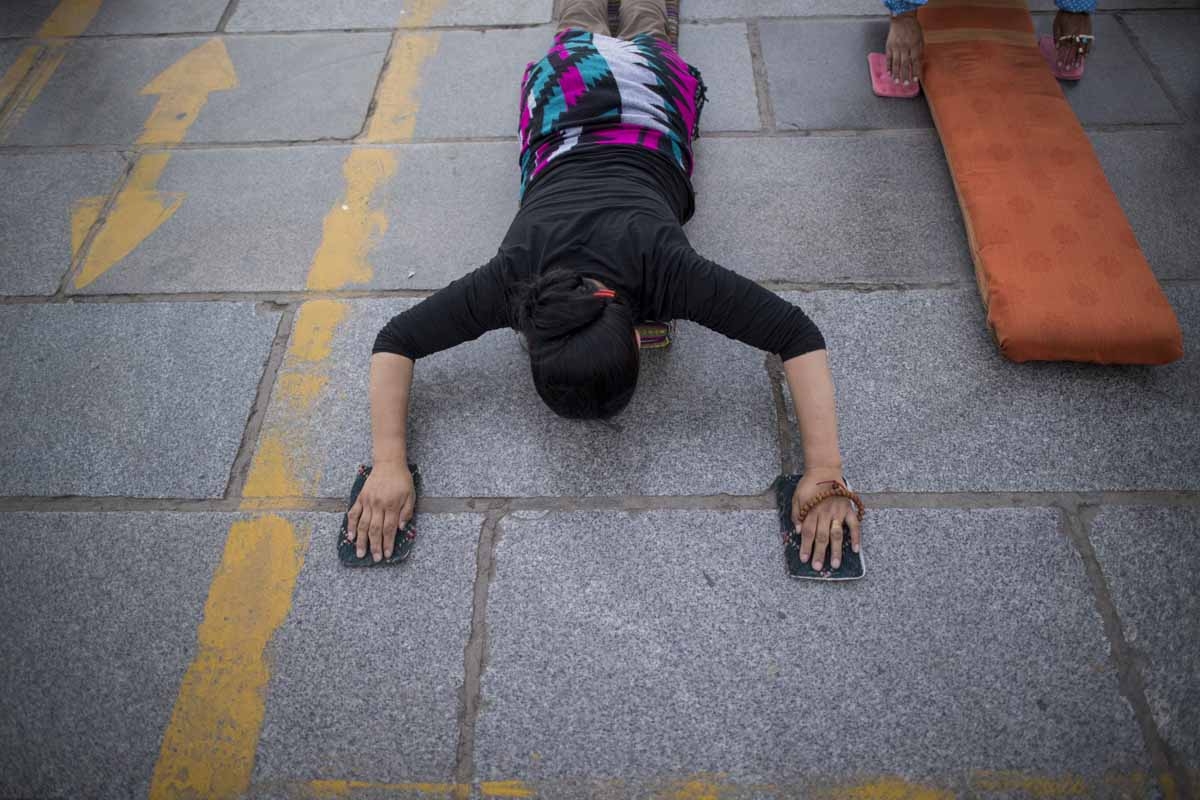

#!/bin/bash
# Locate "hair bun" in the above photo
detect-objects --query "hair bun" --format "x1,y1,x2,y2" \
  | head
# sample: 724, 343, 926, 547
516, 269, 610, 344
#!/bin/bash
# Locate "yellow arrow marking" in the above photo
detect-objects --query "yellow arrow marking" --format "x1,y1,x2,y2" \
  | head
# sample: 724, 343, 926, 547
138, 38, 238, 146
73, 153, 185, 288
71, 38, 237, 289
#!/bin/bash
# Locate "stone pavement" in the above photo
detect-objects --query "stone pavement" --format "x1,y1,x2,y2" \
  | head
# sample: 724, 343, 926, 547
0, 0, 1197, 798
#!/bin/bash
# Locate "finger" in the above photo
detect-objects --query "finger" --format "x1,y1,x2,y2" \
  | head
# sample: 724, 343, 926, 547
811, 511, 831, 571
382, 509, 399, 560
355, 505, 373, 558
903, 49, 915, 84
830, 516, 845, 570
347, 500, 363, 542
791, 493, 804, 535
887, 43, 897, 80
848, 513, 862, 553
368, 506, 384, 562
799, 514, 816, 564
912, 44, 923, 81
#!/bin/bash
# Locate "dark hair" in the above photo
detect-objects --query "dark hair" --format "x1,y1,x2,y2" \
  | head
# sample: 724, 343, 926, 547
514, 269, 639, 420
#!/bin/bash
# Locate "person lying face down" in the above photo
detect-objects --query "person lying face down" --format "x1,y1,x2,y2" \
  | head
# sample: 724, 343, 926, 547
883, 0, 1094, 84
348, 0, 863, 572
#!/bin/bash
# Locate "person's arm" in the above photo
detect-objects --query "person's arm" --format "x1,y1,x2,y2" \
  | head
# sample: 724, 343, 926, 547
657, 242, 861, 570
783, 351, 861, 572
347, 353, 416, 562
347, 254, 512, 562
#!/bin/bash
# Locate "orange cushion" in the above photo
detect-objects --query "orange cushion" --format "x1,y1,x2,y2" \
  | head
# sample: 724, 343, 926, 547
919, 0, 1183, 364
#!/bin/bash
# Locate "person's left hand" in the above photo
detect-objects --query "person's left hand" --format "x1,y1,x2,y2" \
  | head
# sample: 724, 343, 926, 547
1053, 11, 1093, 72
790, 470, 862, 572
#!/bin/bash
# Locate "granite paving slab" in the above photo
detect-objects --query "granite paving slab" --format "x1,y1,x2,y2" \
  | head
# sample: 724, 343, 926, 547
759, 19, 934, 131
1121, 11, 1200, 121
475, 508, 1146, 793
0, 150, 126, 295
0, 302, 279, 498
688, 135, 971, 283
251, 298, 783, 499
1092, 129, 1200, 281
251, 512, 481, 784
0, 512, 230, 800
228, 0, 554, 32
682, 22, 761, 132
3, 34, 390, 146
1090, 506, 1200, 771
780, 287, 1200, 492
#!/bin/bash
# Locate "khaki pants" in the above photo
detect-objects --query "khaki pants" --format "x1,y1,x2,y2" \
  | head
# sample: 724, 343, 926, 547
555, 0, 668, 39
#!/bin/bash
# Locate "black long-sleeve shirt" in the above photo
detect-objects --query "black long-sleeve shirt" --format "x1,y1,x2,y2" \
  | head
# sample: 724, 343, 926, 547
373, 147, 825, 361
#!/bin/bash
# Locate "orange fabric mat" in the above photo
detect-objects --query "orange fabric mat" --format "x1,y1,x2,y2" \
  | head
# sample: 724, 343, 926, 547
918, 0, 1183, 364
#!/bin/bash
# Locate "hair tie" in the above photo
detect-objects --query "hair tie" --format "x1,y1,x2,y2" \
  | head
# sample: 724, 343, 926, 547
593, 289, 616, 300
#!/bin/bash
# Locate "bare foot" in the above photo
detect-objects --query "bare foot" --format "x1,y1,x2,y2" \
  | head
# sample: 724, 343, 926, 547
1053, 10, 1093, 73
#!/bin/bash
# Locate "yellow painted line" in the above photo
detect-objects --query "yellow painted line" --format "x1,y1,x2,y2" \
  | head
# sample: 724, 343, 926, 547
924, 27, 1035, 45
481, 780, 536, 798
149, 5, 449, 795
971, 771, 1089, 797
37, 0, 102, 38
71, 38, 238, 289
0, 44, 41, 111
306, 149, 399, 290
0, 0, 102, 139
365, 33, 441, 142
149, 515, 310, 800
243, 298, 349, 498
817, 776, 954, 800
364, 0, 447, 141
307, 779, 461, 798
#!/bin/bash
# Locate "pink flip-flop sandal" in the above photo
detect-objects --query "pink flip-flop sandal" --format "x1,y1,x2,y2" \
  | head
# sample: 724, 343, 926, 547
868, 52, 921, 98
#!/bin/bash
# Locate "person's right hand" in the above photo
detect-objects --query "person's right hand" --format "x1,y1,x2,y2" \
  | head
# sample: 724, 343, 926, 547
886, 12, 924, 85
347, 462, 415, 562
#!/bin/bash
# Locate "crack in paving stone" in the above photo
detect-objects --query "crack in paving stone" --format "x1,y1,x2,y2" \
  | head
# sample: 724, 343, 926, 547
53, 151, 138, 297
1062, 504, 1197, 800
217, 0, 241, 33
454, 509, 505, 796
225, 307, 297, 498
746, 19, 777, 132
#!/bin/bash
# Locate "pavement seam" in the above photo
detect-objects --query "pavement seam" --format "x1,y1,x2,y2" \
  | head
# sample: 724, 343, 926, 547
454, 507, 507, 794
745, 19, 776, 132
224, 305, 298, 499
217, 0, 242, 33
1060, 503, 1197, 800
3, 490, 1199, 515
0, 121, 1189, 156
1, 280, 997, 306
52, 149, 137, 298
764, 353, 798, 475
1114, 12, 1190, 122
